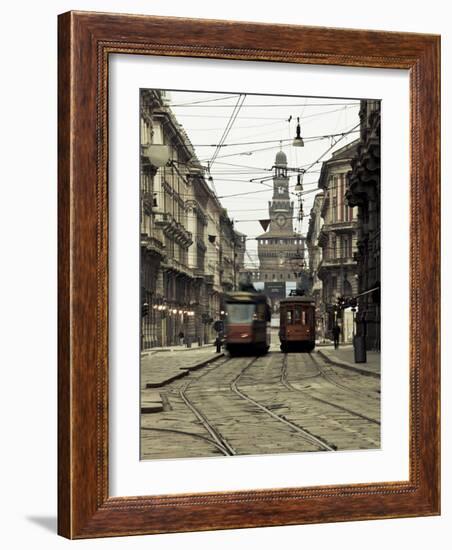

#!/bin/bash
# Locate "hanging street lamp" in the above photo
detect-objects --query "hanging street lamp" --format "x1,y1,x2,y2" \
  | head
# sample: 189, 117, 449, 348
292, 117, 304, 147
294, 173, 304, 194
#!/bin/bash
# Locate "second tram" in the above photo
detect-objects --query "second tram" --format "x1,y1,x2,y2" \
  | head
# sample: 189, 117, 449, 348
279, 296, 316, 352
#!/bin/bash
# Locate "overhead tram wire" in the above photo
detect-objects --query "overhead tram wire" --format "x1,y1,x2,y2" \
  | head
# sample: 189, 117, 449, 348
209, 93, 247, 169
148, 121, 361, 220
194, 129, 360, 148
185, 119, 287, 133
158, 128, 360, 199
147, 186, 320, 203
183, 106, 355, 136
173, 101, 360, 108
199, 129, 360, 162
169, 114, 286, 120
303, 121, 361, 173
247, 122, 362, 184
171, 94, 240, 106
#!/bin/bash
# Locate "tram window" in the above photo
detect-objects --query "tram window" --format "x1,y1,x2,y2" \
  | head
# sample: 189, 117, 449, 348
287, 311, 293, 324
294, 309, 301, 323
226, 303, 255, 323
301, 310, 306, 325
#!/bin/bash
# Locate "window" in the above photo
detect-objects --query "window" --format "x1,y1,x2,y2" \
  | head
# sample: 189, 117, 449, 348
226, 303, 255, 323
342, 236, 348, 257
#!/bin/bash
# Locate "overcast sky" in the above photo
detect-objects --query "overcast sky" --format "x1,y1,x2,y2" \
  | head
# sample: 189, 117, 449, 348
162, 90, 361, 268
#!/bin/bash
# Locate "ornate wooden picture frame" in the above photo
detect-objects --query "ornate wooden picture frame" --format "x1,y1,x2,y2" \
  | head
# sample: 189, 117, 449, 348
58, 11, 440, 539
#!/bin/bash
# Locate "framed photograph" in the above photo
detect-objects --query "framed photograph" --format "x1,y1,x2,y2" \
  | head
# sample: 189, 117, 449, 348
58, 11, 440, 538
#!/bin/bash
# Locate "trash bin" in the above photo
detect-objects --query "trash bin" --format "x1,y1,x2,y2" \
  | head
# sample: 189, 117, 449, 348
353, 335, 367, 363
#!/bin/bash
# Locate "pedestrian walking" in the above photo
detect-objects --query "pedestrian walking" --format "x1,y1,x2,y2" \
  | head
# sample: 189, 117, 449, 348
214, 334, 222, 353
178, 330, 184, 346
332, 324, 341, 350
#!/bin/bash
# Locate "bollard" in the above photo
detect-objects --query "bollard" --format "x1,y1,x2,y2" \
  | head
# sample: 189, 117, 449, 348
353, 334, 367, 363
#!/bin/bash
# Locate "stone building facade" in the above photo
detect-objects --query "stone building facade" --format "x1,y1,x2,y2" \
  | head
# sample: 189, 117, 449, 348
306, 192, 325, 340
256, 150, 305, 309
346, 100, 381, 351
316, 140, 359, 343
140, 90, 244, 349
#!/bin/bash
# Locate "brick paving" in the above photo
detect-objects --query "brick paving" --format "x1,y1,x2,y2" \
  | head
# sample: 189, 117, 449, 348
140, 347, 381, 460
141, 346, 223, 388
317, 345, 380, 377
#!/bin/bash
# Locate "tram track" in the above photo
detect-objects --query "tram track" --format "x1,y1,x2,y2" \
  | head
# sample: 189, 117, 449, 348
141, 426, 233, 455
143, 347, 379, 458
232, 357, 336, 452
179, 356, 237, 456
179, 354, 334, 453
309, 352, 379, 400
281, 354, 381, 426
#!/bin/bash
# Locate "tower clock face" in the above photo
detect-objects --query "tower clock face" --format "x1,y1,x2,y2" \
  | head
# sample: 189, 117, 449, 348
275, 213, 286, 227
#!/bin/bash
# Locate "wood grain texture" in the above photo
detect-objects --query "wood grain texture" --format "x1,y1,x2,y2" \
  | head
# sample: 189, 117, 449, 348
57, 10, 440, 539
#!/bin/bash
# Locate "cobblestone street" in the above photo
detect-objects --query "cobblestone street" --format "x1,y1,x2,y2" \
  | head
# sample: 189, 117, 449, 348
140, 340, 380, 459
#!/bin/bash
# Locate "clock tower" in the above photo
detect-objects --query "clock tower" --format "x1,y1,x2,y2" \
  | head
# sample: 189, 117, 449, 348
256, 150, 306, 307
268, 150, 294, 234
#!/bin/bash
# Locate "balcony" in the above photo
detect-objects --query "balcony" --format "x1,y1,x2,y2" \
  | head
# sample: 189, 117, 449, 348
317, 256, 356, 279
155, 213, 193, 248
319, 256, 356, 267
162, 257, 193, 278
321, 220, 357, 234
140, 234, 165, 256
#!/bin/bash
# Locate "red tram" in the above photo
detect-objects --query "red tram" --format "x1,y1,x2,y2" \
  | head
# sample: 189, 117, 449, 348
279, 296, 316, 352
224, 292, 271, 356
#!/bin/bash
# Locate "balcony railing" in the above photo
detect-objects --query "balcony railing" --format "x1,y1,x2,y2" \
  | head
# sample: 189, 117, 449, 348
317, 256, 356, 270
321, 220, 357, 234
141, 234, 165, 255
162, 256, 193, 278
